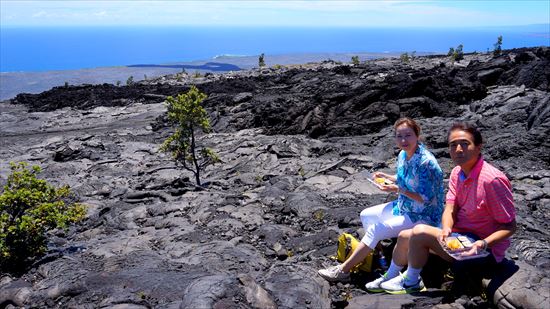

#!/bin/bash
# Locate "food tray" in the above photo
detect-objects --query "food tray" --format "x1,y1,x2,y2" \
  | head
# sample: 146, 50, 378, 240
440, 234, 490, 261
366, 178, 393, 186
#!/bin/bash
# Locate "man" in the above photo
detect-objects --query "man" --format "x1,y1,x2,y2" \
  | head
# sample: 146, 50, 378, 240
373, 122, 516, 294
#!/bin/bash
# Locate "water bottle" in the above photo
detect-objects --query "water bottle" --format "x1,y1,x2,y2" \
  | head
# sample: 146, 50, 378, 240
378, 251, 388, 270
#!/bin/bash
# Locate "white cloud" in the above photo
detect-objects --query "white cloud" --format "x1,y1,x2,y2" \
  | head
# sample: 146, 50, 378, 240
1, 0, 548, 27
93, 11, 108, 18
31, 11, 48, 18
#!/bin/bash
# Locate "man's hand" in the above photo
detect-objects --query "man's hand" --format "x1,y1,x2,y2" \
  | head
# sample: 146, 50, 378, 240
438, 227, 452, 243
459, 240, 485, 257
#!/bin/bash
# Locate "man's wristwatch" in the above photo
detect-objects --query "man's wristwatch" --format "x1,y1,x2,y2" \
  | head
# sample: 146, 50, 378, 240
480, 239, 488, 250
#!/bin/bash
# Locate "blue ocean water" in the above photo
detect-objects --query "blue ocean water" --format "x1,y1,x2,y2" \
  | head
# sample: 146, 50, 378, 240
1, 25, 548, 72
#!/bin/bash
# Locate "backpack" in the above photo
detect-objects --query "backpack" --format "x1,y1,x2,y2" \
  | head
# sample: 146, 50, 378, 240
334, 232, 374, 273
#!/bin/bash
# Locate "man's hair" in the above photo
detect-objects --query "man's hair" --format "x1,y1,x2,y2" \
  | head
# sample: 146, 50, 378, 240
448, 122, 483, 146
394, 117, 421, 137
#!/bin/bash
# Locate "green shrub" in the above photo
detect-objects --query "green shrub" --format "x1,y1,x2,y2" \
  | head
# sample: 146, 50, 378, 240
0, 162, 86, 273
351, 56, 360, 65
258, 53, 266, 68
160, 86, 220, 186
126, 75, 134, 86
447, 47, 455, 56
400, 52, 410, 63
493, 35, 503, 56
449, 44, 464, 62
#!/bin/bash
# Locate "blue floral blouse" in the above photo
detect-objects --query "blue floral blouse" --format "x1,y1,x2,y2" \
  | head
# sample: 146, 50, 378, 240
392, 143, 444, 227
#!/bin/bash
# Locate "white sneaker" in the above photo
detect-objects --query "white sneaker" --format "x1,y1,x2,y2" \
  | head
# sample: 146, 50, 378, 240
380, 274, 426, 294
365, 273, 391, 293
317, 265, 350, 282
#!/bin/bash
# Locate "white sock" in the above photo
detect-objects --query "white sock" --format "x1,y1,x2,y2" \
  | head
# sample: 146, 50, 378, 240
404, 266, 422, 284
385, 261, 404, 279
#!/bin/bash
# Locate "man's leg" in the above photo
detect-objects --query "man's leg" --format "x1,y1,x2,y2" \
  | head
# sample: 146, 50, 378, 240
381, 224, 453, 294
393, 229, 412, 266
408, 224, 452, 268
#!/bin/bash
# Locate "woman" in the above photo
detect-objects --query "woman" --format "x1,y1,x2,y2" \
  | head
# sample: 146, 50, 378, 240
318, 117, 444, 292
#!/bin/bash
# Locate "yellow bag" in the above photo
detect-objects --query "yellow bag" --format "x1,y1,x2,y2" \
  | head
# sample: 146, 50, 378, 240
334, 232, 374, 273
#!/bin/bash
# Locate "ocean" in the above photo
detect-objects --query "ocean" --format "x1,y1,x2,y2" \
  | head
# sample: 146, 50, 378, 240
1, 25, 549, 72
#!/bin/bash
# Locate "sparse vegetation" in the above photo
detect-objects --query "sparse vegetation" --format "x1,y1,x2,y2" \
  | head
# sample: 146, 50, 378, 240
116, 80, 121, 87
0, 162, 86, 273
351, 56, 360, 65
493, 35, 503, 56
272, 64, 283, 70
400, 52, 410, 63
126, 75, 134, 86
449, 44, 464, 62
447, 47, 455, 56
298, 166, 305, 178
64, 81, 69, 88
258, 53, 266, 68
193, 71, 202, 78
313, 209, 325, 221
160, 86, 220, 186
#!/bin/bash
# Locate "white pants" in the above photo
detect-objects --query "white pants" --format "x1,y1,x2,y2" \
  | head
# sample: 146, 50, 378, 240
360, 201, 420, 249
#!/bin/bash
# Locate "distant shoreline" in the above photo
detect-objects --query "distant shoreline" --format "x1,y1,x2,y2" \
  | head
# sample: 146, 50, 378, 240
0, 51, 417, 101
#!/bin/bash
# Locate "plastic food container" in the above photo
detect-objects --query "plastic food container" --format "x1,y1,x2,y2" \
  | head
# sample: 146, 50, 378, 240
440, 234, 490, 260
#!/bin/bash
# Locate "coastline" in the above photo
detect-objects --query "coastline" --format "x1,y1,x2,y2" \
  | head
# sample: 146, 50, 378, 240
0, 51, 418, 101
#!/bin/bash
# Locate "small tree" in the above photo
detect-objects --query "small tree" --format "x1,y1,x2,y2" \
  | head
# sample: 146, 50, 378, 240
126, 75, 134, 86
160, 86, 220, 186
447, 47, 455, 56
258, 53, 266, 68
450, 44, 464, 62
0, 162, 86, 273
493, 35, 503, 56
400, 52, 410, 63
351, 56, 360, 65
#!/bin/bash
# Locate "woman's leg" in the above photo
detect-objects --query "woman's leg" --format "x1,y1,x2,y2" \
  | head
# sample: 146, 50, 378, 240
340, 202, 397, 272
343, 202, 415, 272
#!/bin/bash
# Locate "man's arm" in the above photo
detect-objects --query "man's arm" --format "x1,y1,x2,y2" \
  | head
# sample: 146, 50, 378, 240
483, 219, 517, 248
438, 203, 458, 242
464, 176, 516, 255
463, 219, 516, 256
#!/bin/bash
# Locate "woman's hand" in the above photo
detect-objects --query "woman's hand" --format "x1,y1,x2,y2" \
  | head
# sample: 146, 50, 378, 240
373, 172, 397, 183
378, 183, 399, 193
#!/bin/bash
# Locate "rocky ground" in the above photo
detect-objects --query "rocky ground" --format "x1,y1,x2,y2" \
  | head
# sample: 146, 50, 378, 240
0, 47, 549, 309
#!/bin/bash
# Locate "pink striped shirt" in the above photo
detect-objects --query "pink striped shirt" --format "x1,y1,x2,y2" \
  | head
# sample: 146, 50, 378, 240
446, 156, 515, 262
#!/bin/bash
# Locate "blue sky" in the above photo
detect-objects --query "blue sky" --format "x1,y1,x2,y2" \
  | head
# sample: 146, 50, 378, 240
1, 0, 549, 28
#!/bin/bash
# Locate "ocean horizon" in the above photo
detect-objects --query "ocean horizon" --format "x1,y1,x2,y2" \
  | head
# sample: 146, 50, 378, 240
1, 25, 549, 73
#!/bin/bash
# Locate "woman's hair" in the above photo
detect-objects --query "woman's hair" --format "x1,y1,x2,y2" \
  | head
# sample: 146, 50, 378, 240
448, 122, 483, 146
394, 117, 421, 137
